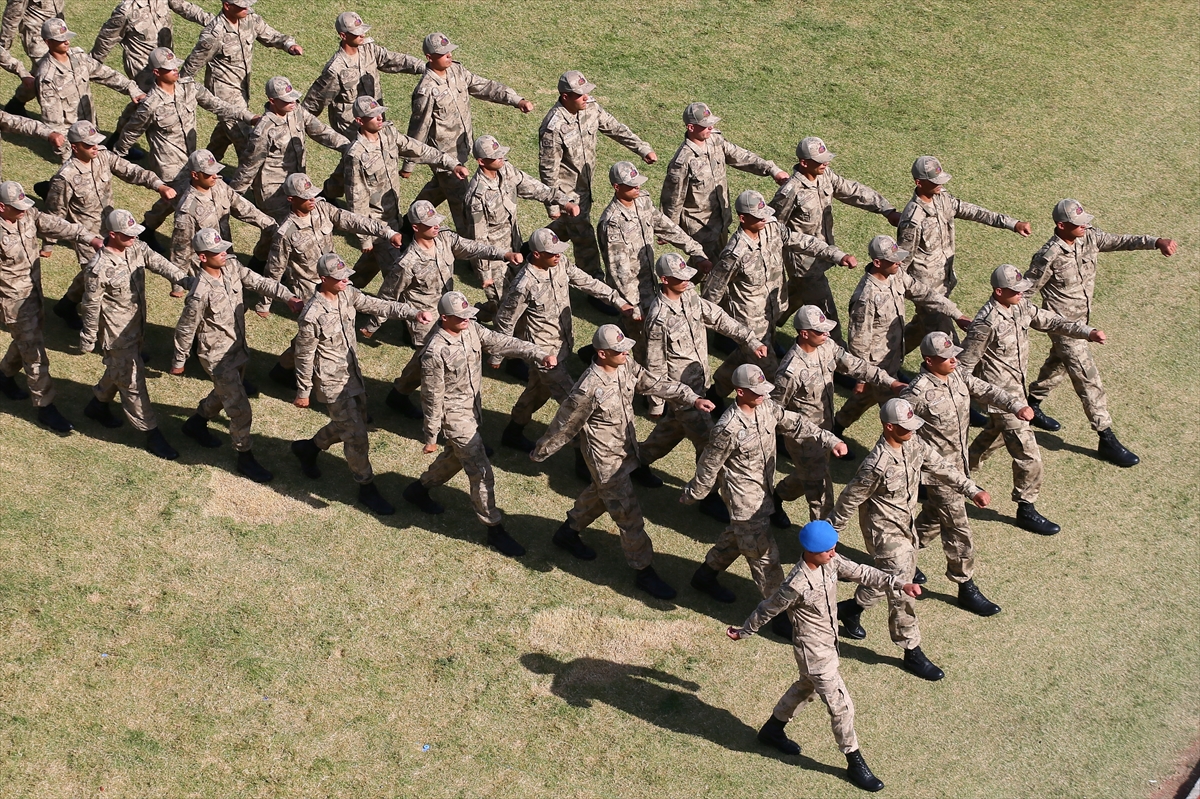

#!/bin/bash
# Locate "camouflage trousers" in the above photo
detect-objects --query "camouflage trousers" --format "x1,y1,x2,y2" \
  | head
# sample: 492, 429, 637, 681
511, 361, 574, 427
638, 404, 713, 465
415, 170, 469, 237
249, 190, 291, 263
198, 366, 253, 452
547, 196, 600, 276
712, 327, 779, 397
351, 235, 401, 291
969, 411, 1042, 504
1028, 334, 1112, 433
774, 436, 834, 522
854, 533, 921, 650
704, 508, 783, 599
567, 463, 654, 570
313, 392, 373, 484
773, 665, 858, 754
420, 424, 502, 527
204, 80, 251, 163
834, 380, 892, 431
915, 483, 976, 584
363, 270, 439, 339
0, 294, 54, 406
473, 256, 520, 311
62, 210, 110, 302
94, 346, 157, 432
686, 221, 728, 265
782, 264, 845, 348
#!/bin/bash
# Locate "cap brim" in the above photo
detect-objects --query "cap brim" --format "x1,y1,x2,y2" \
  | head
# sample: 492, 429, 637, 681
896, 416, 925, 431
743, 207, 775, 219
123, 222, 147, 236
445, 306, 479, 319
691, 115, 720, 128
1073, 213, 1095, 226
568, 81, 596, 95
537, 241, 568, 254
605, 338, 635, 353
925, 344, 964, 359
199, 241, 233, 254
193, 162, 224, 175
325, 269, 355, 280
414, 213, 446, 227
348, 26, 370, 35
49, 32, 77, 41
8, 197, 34, 210
276, 91, 301, 102
810, 151, 835, 163
874, 247, 910, 263
77, 133, 105, 145
293, 188, 320, 200
813, 320, 837, 333
741, 380, 775, 396
930, 172, 952, 184
1009, 279, 1034, 292
661, 265, 697, 280
619, 175, 648, 187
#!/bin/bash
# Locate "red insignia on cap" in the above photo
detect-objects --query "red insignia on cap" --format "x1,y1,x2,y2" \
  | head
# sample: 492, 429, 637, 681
17, 192, 24, 200
550, 234, 559, 243
907, 409, 914, 418
630, 168, 638, 177
577, 77, 585, 85
1075, 205, 1083, 214
615, 332, 624, 341
818, 144, 826, 153
440, 35, 448, 44
818, 313, 826, 321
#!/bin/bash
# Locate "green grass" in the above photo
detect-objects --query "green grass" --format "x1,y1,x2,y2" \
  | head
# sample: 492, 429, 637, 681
0, 0, 1197, 796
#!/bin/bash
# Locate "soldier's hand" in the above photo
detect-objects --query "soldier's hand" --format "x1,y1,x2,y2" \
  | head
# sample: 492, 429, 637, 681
423, 443, 438, 454
1016, 406, 1035, 422
288, 44, 304, 56
20, 76, 34, 92
47, 131, 64, 149
452, 164, 470, 180
840, 254, 858, 268
256, 310, 270, 318
694, 398, 716, 413
400, 170, 412, 179
132, 93, 147, 103
902, 584, 922, 598
1157, 238, 1178, 256
287, 298, 303, 313
885, 209, 902, 226
169, 366, 185, 375
972, 489, 991, 508
753, 344, 768, 359
516, 99, 534, 113
1089, 329, 1107, 344
503, 251, 523, 265
649, 412, 662, 420
415, 310, 435, 325
39, 247, 53, 258
727, 626, 750, 641
178, 276, 197, 290
643, 151, 658, 164
1013, 221, 1032, 237
563, 202, 581, 217
890, 379, 906, 394
548, 209, 561, 220
159, 185, 176, 201
90, 237, 105, 251
773, 170, 789, 185
389, 233, 405, 248
831, 441, 848, 458
619, 303, 635, 316
294, 397, 309, 408
358, 327, 373, 338
250, 114, 262, 125
692, 257, 713, 275
541, 355, 557, 369
853, 381, 865, 394
482, 279, 494, 288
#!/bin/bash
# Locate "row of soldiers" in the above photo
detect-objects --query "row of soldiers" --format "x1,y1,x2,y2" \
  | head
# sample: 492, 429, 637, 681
0, 5, 1179, 792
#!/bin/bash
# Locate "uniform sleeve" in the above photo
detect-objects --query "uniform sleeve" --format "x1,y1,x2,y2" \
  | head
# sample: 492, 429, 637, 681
720, 136, 779, 177
197, 82, 255, 123
78, 264, 102, 352
350, 290, 419, 320
89, 4, 127, 64
700, 248, 736, 305
658, 148, 688, 225
597, 217, 641, 309
537, 117, 564, 215
566, 263, 625, 306
963, 373, 1026, 416
229, 189, 277, 230
0, 108, 50, 139
951, 194, 1017, 231
301, 109, 350, 152
742, 577, 802, 635
168, 0, 212, 26
530, 389, 593, 462
179, 23, 221, 80
255, 233, 290, 314
111, 96, 155, 156
35, 66, 65, 126
641, 311, 668, 416
828, 461, 883, 531
239, 266, 296, 302
489, 275, 528, 365
651, 208, 705, 260
919, 439, 980, 497
513, 169, 566, 206
1024, 245, 1055, 297
834, 344, 895, 388
834, 555, 904, 593
478, 324, 545, 363
108, 151, 164, 190
251, 14, 296, 51
596, 106, 653, 158
300, 60, 338, 116
779, 407, 841, 450
681, 424, 736, 502
85, 53, 138, 99
404, 84, 435, 170
0, 44, 28, 79
895, 213, 921, 271
394, 131, 459, 169
446, 230, 506, 262
903, 273, 962, 319
144, 248, 188, 285
463, 66, 522, 107
955, 317, 992, 374
293, 314, 317, 399
1029, 303, 1093, 339
632, 360, 700, 408
228, 124, 269, 192
845, 291, 873, 361
1090, 229, 1159, 253
419, 349, 446, 447
698, 296, 759, 349
781, 227, 845, 262
170, 205, 197, 264
769, 177, 799, 220
39, 187, 74, 247
33, 208, 97, 246
171, 286, 206, 371
829, 172, 895, 215
374, 44, 424, 75
329, 204, 394, 240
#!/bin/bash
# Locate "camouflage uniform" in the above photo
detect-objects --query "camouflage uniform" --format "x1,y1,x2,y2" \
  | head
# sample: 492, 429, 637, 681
771, 340, 894, 521
682, 398, 840, 596
957, 296, 1093, 503
1025, 229, 1159, 432
531, 358, 700, 570
660, 131, 780, 262
293, 286, 418, 483
34, 45, 141, 149
539, 97, 653, 275
0, 105, 54, 175
91, 0, 209, 87
829, 434, 980, 649
172, 256, 295, 451
0, 206, 95, 406
902, 366, 1024, 583
703, 220, 844, 393
0, 0, 63, 62
303, 44, 422, 137
79, 240, 187, 430
740, 554, 904, 753
170, 173, 275, 276
419, 319, 546, 526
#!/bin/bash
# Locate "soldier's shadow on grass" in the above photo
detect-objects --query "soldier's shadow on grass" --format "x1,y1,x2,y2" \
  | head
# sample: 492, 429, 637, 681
1034, 431, 1099, 459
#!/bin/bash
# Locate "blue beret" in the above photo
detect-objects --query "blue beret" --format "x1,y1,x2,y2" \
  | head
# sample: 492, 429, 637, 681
799, 520, 838, 552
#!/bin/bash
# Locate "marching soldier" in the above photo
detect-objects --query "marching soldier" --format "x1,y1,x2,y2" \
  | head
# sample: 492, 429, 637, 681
0, 180, 99, 432
78, 209, 192, 459
402, 290, 555, 557
539, 70, 656, 279
290, 253, 433, 515
727, 520, 918, 793
956, 264, 1104, 536
170, 228, 301, 482
179, 0, 302, 161
830, 398, 991, 682
769, 136, 899, 345
895, 155, 1031, 351
1024, 198, 1177, 467
402, 31, 533, 235
660, 102, 787, 262
0, 0, 62, 114
531, 324, 715, 600
0, 77, 63, 173
681, 363, 846, 632
0, 42, 37, 116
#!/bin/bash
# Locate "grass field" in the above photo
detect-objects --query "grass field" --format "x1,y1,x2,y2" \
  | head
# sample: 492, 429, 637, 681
0, 0, 1197, 796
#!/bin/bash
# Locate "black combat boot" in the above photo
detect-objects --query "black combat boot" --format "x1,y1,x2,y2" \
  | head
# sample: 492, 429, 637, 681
574, 448, 592, 482
552, 520, 596, 560
0, 373, 28, 400
145, 428, 179, 460
4, 96, 30, 118
846, 749, 884, 792
53, 295, 82, 330
770, 613, 794, 641
37, 403, 73, 432
769, 491, 791, 529
832, 371, 857, 390
1016, 502, 1060, 535
358, 481, 395, 515
690, 563, 735, 603
242, 378, 260, 398
1097, 428, 1139, 467
1026, 398, 1060, 431
83, 397, 122, 428
958, 579, 1001, 616
969, 407, 990, 428
503, 358, 529, 383
139, 228, 164, 254
635, 566, 676, 600
486, 524, 525, 557
586, 295, 619, 316
697, 490, 730, 523
631, 464, 663, 488
704, 386, 726, 418
385, 388, 422, 419
236, 450, 273, 483
290, 438, 321, 478
902, 645, 944, 681
837, 598, 866, 639
402, 480, 444, 514
757, 715, 800, 755
912, 566, 927, 584
182, 413, 221, 447
268, 363, 296, 388
501, 421, 535, 452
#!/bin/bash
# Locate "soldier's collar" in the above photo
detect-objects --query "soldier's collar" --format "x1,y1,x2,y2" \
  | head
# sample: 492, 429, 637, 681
797, 172, 820, 188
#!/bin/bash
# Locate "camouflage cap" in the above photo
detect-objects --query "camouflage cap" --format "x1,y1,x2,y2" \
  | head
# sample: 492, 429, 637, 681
67, 120, 105, 145
793, 304, 837, 333
683, 102, 720, 128
41, 18, 75, 41
192, 227, 232, 254
528, 227, 568, 255
990, 263, 1033, 292
472, 134, 509, 161
593, 324, 634, 353
732, 363, 774, 395
423, 32, 457, 55
107, 209, 145, 237
868, 234, 909, 263
148, 47, 183, 71
407, 199, 445, 227
735, 189, 774, 219
187, 149, 224, 175
0, 181, 34, 210
334, 11, 370, 35
317, 252, 354, 280
352, 96, 386, 119
438, 290, 478, 319
609, 161, 647, 187
797, 136, 834, 163
1052, 198, 1094, 227
654, 252, 696, 280
558, 70, 595, 96
912, 155, 951, 184
265, 76, 301, 102
881, 397, 925, 430
283, 172, 320, 199
224, 0, 257, 7
921, 331, 963, 360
